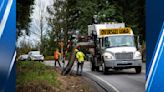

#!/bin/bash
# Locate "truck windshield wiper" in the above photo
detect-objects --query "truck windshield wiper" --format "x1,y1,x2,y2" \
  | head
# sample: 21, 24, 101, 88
106, 45, 132, 48
106, 46, 117, 48
110, 45, 131, 47
116, 45, 131, 47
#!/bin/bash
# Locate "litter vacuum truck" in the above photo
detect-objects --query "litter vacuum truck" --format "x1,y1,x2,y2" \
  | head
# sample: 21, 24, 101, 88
88, 23, 142, 74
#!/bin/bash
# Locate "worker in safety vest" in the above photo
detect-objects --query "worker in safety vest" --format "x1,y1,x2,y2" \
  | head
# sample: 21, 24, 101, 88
74, 49, 85, 76
54, 49, 61, 67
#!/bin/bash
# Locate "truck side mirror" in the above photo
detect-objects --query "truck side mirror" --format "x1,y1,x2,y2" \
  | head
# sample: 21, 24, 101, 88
137, 35, 142, 50
138, 44, 142, 50
101, 47, 106, 51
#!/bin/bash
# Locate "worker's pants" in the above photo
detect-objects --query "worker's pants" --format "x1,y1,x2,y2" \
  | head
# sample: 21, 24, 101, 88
76, 62, 84, 75
54, 59, 61, 67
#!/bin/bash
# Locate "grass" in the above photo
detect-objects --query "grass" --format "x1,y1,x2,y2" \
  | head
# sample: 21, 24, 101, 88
16, 61, 98, 92
16, 61, 59, 86
44, 56, 54, 60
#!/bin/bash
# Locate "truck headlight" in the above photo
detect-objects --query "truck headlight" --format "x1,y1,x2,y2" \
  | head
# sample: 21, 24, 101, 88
134, 51, 141, 59
103, 53, 113, 59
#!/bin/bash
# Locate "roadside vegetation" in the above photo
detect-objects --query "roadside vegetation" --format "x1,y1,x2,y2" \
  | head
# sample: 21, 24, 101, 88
16, 61, 60, 92
44, 56, 54, 60
16, 61, 98, 92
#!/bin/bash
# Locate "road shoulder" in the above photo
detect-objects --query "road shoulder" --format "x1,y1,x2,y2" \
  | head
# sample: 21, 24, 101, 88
84, 72, 120, 92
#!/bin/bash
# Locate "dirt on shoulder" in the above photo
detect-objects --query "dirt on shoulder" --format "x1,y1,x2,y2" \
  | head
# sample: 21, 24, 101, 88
54, 67, 99, 92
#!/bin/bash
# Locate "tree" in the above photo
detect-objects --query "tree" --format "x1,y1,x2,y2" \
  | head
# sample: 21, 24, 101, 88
113, 0, 145, 37
47, 0, 68, 48
17, 39, 32, 58
65, 0, 123, 35
17, 0, 34, 37
30, 0, 48, 53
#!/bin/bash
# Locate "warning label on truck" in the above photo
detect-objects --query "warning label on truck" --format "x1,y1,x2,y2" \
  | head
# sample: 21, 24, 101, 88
99, 28, 131, 35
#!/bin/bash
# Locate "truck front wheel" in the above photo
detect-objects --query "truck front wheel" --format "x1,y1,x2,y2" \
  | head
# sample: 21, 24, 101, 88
102, 63, 108, 74
135, 66, 142, 74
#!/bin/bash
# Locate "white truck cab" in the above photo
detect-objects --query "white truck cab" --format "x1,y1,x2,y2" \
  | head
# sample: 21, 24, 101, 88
88, 23, 142, 74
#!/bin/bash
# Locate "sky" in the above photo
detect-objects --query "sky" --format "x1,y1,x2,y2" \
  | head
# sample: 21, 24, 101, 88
17, 0, 53, 47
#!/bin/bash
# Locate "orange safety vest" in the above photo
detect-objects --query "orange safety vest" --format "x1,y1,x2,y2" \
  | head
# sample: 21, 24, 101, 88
54, 51, 60, 60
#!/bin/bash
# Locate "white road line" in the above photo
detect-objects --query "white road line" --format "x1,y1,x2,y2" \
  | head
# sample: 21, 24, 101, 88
85, 72, 120, 92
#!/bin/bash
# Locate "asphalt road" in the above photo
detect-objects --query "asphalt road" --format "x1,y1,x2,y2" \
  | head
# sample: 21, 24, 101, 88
43, 60, 145, 92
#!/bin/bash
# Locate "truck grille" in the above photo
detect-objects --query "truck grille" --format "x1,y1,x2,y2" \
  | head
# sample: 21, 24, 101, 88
115, 52, 133, 60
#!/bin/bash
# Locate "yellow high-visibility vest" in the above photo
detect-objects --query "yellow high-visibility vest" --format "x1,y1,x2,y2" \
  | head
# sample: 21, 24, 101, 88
76, 51, 85, 63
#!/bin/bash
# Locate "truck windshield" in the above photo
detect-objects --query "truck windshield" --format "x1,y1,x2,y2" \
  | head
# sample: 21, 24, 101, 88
105, 35, 135, 48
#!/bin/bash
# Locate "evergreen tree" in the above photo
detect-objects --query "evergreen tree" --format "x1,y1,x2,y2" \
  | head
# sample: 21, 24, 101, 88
17, 0, 34, 37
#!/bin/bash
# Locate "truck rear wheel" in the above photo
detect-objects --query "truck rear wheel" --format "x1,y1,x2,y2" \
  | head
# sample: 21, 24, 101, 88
96, 66, 100, 71
91, 62, 96, 71
91, 56, 98, 71
135, 66, 142, 74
